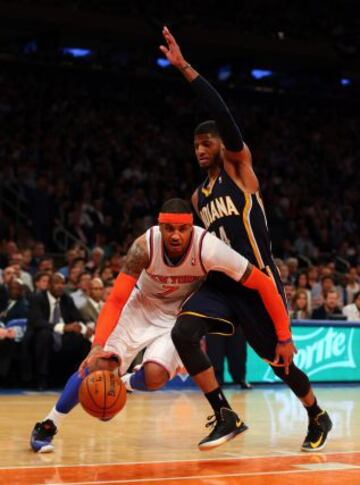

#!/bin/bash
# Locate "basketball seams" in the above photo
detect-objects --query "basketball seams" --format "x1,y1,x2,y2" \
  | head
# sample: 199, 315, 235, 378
79, 370, 126, 419
85, 375, 101, 409
105, 382, 126, 411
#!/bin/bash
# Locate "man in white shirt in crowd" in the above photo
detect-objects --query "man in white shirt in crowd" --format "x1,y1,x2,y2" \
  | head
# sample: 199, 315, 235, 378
342, 291, 360, 321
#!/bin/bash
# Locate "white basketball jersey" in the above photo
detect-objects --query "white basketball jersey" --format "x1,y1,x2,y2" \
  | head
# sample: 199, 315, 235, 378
132, 225, 207, 325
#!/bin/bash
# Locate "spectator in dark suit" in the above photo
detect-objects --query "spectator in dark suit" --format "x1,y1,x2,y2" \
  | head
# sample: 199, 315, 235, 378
0, 278, 29, 323
311, 290, 344, 320
0, 266, 15, 309
0, 279, 29, 385
25, 273, 90, 389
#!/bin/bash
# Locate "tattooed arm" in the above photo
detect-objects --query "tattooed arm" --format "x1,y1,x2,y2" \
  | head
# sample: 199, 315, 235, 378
121, 234, 150, 278
79, 233, 150, 373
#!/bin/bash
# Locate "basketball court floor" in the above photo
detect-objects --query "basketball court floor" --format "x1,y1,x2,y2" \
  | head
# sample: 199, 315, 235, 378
0, 384, 359, 484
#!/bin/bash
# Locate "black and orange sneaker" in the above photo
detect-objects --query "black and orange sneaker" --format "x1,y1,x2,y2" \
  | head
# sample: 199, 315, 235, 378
198, 407, 248, 451
30, 419, 57, 453
302, 411, 332, 452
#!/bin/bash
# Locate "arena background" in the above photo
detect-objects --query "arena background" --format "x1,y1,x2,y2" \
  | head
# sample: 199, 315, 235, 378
1, 0, 359, 384
0, 2, 360, 484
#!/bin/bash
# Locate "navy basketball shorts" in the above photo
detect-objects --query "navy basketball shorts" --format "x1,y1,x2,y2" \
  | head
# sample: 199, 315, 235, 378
180, 273, 282, 363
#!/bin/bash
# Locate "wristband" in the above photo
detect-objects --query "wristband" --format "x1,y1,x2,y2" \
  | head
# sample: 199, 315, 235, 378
278, 338, 293, 345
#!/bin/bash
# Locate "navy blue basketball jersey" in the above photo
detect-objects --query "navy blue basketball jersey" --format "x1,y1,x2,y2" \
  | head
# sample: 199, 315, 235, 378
197, 167, 276, 276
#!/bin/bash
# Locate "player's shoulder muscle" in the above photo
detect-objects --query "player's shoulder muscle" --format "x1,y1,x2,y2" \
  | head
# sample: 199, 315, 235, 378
224, 142, 259, 193
121, 233, 150, 279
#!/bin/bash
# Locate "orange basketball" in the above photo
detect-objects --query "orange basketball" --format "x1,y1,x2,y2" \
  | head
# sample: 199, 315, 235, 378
79, 370, 127, 420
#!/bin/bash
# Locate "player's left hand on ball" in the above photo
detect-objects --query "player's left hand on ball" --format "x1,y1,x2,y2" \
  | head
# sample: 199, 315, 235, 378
79, 347, 120, 376
274, 340, 297, 375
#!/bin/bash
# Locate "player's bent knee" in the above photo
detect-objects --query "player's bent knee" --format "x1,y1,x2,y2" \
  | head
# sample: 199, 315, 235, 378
144, 362, 169, 391
171, 315, 206, 349
171, 324, 189, 352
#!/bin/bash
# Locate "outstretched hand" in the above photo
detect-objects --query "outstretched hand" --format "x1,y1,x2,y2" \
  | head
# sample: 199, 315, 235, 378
273, 340, 297, 375
159, 26, 186, 68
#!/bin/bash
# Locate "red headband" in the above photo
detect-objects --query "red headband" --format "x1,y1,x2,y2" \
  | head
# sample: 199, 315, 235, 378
158, 212, 193, 225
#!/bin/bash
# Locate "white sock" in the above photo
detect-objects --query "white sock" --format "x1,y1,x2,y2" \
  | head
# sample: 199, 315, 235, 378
44, 406, 66, 429
121, 373, 134, 392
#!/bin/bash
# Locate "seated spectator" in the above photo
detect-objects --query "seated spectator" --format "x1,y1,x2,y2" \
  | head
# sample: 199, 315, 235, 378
64, 262, 83, 295
289, 290, 311, 319
58, 249, 78, 278
0, 279, 29, 386
311, 275, 344, 309
21, 248, 36, 276
79, 277, 104, 340
307, 266, 320, 290
0, 266, 15, 308
99, 264, 114, 283
294, 271, 312, 313
85, 247, 104, 275
286, 257, 299, 284
284, 282, 295, 312
342, 291, 360, 321
37, 257, 54, 275
311, 290, 344, 320
33, 272, 50, 293
7, 253, 34, 291
0, 278, 29, 323
278, 262, 290, 285
345, 268, 360, 306
25, 273, 90, 389
71, 272, 91, 310
30, 242, 46, 270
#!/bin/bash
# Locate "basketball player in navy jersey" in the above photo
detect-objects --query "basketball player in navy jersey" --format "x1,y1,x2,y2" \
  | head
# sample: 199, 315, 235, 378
160, 26, 332, 452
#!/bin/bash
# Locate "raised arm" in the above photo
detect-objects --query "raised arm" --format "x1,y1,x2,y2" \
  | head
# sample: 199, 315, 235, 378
79, 234, 149, 373
160, 26, 258, 191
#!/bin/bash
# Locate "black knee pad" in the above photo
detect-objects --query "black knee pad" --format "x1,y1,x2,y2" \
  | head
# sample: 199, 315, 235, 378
271, 363, 311, 398
171, 315, 212, 377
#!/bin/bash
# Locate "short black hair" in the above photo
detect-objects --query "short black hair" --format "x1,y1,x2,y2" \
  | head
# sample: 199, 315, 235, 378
194, 120, 220, 137
160, 198, 192, 213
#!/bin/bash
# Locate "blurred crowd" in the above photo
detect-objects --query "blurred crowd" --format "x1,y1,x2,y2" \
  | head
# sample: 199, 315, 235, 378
0, 235, 359, 389
0, 59, 359, 388
0, 241, 117, 389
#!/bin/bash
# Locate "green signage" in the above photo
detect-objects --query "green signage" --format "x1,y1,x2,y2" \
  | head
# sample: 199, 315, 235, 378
225, 324, 360, 383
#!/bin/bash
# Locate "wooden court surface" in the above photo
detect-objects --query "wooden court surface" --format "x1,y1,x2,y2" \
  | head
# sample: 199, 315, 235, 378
0, 385, 359, 484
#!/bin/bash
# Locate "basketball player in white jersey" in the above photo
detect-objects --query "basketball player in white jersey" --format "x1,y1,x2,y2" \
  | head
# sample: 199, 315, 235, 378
31, 198, 290, 452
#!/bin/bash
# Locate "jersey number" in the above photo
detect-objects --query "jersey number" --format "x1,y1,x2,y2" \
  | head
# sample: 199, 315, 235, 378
156, 285, 180, 297
212, 225, 231, 247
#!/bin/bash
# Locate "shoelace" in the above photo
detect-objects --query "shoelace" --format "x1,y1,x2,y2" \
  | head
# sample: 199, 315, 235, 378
205, 414, 218, 428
